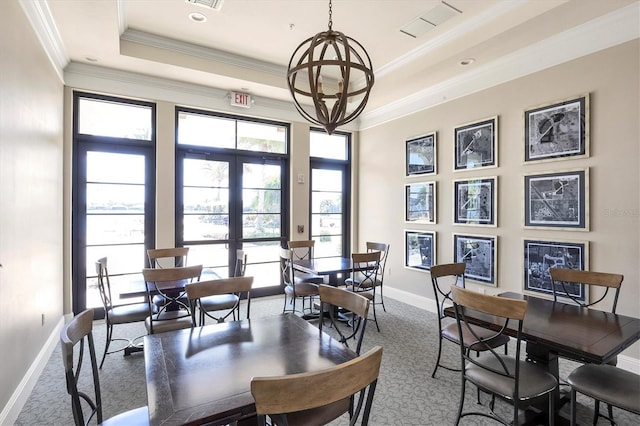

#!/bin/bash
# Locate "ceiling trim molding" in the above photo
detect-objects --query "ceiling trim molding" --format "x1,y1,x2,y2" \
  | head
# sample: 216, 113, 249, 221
121, 29, 286, 77
357, 2, 640, 131
374, 0, 521, 81
18, 0, 69, 83
117, 0, 127, 35
63, 62, 317, 125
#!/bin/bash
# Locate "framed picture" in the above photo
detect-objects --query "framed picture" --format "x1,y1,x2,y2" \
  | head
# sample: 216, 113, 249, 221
453, 233, 497, 286
405, 181, 436, 224
523, 239, 589, 301
524, 168, 589, 230
454, 117, 497, 171
405, 230, 436, 272
406, 133, 436, 176
453, 176, 497, 226
524, 94, 589, 162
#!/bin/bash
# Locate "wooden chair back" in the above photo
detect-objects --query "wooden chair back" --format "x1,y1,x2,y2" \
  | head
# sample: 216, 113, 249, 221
549, 268, 623, 312
251, 346, 383, 426
366, 242, 389, 283
350, 251, 381, 290
95, 257, 114, 311
430, 262, 466, 320
288, 240, 316, 261
319, 284, 370, 354
234, 249, 247, 277
147, 247, 189, 268
279, 247, 294, 287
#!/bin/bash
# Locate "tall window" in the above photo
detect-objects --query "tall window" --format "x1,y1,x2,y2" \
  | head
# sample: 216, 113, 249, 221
309, 130, 351, 258
176, 108, 289, 296
72, 92, 155, 315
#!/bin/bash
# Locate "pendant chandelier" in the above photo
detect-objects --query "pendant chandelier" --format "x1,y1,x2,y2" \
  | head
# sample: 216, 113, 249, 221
286, 0, 374, 135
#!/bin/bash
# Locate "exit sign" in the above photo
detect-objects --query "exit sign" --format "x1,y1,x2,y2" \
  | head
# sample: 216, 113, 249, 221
230, 91, 251, 108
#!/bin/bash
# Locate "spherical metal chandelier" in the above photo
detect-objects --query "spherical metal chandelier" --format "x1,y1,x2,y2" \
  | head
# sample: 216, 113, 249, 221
286, 0, 374, 135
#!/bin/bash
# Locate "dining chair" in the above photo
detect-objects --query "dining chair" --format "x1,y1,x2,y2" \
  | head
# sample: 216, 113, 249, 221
280, 247, 320, 317
365, 242, 390, 312
193, 250, 249, 324
429, 262, 510, 378
450, 286, 558, 426
147, 247, 189, 268
287, 240, 324, 285
318, 284, 370, 355
61, 309, 149, 426
142, 264, 202, 334
185, 276, 253, 325
345, 251, 382, 331
549, 267, 625, 424
95, 257, 150, 369
251, 345, 383, 426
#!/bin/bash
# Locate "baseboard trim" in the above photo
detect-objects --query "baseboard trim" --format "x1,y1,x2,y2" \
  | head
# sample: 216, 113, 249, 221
0, 314, 68, 425
384, 285, 640, 373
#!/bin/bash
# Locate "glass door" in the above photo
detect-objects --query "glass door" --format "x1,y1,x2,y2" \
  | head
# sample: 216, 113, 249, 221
178, 154, 286, 296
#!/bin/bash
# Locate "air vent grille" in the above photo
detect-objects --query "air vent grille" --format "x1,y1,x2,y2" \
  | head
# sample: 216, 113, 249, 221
400, 1, 461, 38
186, 0, 224, 11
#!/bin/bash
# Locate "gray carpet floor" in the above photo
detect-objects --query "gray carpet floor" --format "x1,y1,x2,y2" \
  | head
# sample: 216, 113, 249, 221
15, 296, 640, 425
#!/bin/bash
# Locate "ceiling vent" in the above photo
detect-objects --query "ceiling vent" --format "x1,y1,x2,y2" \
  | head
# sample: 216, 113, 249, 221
186, 0, 224, 11
400, 1, 461, 38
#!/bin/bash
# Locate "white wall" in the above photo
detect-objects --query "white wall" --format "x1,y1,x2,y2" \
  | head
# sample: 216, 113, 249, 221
0, 0, 64, 420
358, 39, 640, 361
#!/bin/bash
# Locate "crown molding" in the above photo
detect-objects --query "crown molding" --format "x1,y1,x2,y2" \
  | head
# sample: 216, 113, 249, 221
121, 29, 286, 77
358, 1, 640, 131
18, 0, 69, 83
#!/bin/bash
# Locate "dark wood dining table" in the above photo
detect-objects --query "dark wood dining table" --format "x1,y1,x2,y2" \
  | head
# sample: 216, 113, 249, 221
143, 313, 357, 426
119, 268, 220, 299
444, 291, 640, 424
292, 256, 367, 286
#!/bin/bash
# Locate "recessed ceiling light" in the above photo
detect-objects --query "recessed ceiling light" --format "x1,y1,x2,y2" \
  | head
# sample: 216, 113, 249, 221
189, 12, 207, 23
459, 58, 476, 66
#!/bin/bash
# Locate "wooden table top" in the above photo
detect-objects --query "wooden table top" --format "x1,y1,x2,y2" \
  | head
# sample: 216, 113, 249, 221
445, 291, 640, 365
292, 257, 355, 276
143, 313, 357, 426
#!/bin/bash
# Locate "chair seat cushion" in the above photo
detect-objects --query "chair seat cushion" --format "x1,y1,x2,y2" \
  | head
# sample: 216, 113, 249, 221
100, 405, 149, 426
200, 294, 239, 311
294, 273, 324, 285
567, 363, 640, 414
109, 303, 151, 324
273, 397, 350, 426
285, 283, 319, 297
466, 354, 557, 400
145, 311, 193, 334
345, 277, 381, 289
441, 322, 510, 351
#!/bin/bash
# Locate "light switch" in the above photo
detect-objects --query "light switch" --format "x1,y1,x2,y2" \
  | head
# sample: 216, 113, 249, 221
297, 174, 305, 184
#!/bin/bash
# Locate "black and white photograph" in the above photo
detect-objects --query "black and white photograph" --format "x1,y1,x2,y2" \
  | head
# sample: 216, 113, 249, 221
453, 234, 497, 286
454, 177, 496, 226
523, 239, 588, 301
406, 132, 436, 176
405, 230, 436, 272
525, 94, 589, 162
454, 117, 497, 171
524, 168, 588, 230
405, 181, 436, 224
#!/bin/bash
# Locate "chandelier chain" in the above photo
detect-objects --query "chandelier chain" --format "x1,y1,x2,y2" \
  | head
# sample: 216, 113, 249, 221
328, 0, 333, 30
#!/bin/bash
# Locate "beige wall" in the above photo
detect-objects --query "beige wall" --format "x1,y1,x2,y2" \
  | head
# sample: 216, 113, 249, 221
358, 39, 640, 359
0, 0, 64, 416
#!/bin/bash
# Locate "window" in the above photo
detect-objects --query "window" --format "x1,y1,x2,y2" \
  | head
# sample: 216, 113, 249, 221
176, 108, 289, 296
72, 92, 156, 315
310, 130, 351, 258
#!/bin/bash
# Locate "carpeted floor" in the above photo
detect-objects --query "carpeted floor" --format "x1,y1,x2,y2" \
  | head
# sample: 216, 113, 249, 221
15, 295, 640, 425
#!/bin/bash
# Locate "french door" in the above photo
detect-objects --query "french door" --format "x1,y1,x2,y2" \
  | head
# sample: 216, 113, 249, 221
72, 143, 155, 315
177, 152, 287, 296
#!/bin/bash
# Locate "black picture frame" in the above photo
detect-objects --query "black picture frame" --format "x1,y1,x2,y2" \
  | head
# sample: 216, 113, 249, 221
453, 176, 496, 226
405, 181, 436, 224
406, 133, 437, 176
454, 117, 497, 171
453, 233, 497, 286
405, 230, 436, 272
524, 94, 589, 162
524, 168, 589, 230
523, 239, 588, 301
